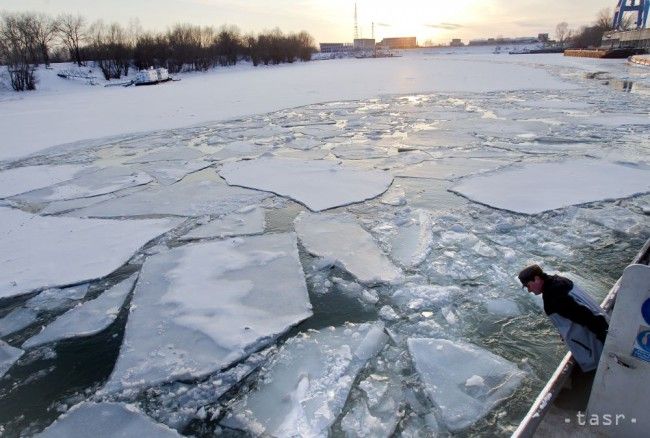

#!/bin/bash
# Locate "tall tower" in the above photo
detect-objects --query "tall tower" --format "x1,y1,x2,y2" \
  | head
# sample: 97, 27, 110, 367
354, 3, 359, 40
613, 0, 649, 30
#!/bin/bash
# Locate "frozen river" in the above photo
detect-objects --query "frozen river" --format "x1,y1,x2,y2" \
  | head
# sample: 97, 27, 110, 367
0, 51, 649, 437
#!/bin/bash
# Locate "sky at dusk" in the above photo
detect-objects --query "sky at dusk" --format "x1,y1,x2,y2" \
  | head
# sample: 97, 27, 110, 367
2, 0, 617, 44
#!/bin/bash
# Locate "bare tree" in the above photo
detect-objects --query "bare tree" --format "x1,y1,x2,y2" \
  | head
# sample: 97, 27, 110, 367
58, 14, 87, 66
26, 13, 59, 66
0, 13, 37, 90
555, 22, 570, 47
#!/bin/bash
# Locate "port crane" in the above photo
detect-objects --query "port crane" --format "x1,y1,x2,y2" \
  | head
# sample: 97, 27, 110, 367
613, 0, 649, 29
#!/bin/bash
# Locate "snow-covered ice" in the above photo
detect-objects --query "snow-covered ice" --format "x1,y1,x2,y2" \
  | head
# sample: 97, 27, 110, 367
0, 207, 179, 298
22, 274, 137, 349
38, 402, 181, 437
451, 159, 650, 214
180, 206, 265, 240
0, 340, 23, 378
408, 338, 525, 432
294, 212, 402, 284
131, 160, 211, 185
219, 157, 393, 211
103, 233, 312, 392
71, 176, 269, 218
0, 165, 83, 199
223, 323, 387, 437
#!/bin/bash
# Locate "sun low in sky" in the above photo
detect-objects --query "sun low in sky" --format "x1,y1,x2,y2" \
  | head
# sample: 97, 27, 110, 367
3, 0, 616, 44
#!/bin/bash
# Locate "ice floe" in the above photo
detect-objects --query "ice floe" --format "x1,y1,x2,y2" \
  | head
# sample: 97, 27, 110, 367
388, 210, 433, 268
23, 274, 137, 349
38, 402, 181, 437
452, 159, 650, 214
103, 233, 312, 393
0, 165, 83, 199
223, 323, 387, 437
294, 212, 402, 284
180, 206, 265, 240
408, 338, 525, 432
0, 207, 179, 298
71, 176, 269, 218
0, 340, 23, 378
220, 157, 393, 211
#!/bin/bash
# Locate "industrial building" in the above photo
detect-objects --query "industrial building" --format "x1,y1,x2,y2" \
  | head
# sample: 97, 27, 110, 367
353, 38, 376, 50
379, 37, 417, 49
602, 28, 650, 49
450, 38, 464, 47
319, 43, 353, 53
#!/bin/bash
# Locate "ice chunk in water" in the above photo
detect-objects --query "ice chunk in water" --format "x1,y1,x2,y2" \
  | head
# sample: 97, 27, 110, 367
72, 178, 269, 218
389, 210, 433, 268
0, 165, 83, 199
0, 284, 89, 336
0, 340, 23, 378
451, 159, 650, 214
223, 323, 387, 437
295, 212, 402, 285
38, 402, 180, 437
103, 233, 312, 393
0, 208, 179, 299
23, 274, 137, 349
220, 157, 393, 211
180, 206, 265, 240
408, 338, 525, 432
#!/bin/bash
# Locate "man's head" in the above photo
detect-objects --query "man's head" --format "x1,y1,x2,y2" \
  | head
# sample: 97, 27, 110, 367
518, 264, 546, 295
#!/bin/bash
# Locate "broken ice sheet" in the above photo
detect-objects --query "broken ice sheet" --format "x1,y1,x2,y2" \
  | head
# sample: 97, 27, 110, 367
404, 129, 477, 148
220, 157, 393, 212
451, 159, 650, 215
331, 143, 392, 160
0, 165, 84, 199
180, 206, 265, 240
222, 323, 387, 437
71, 174, 269, 218
408, 338, 525, 432
22, 274, 137, 349
15, 167, 153, 202
132, 160, 211, 185
103, 233, 312, 393
1, 340, 24, 378
0, 207, 179, 299
38, 402, 181, 437
295, 212, 402, 285
394, 157, 507, 180
0, 284, 90, 336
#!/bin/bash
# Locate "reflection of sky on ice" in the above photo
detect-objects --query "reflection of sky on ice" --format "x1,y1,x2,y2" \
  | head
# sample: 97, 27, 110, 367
0, 68, 649, 436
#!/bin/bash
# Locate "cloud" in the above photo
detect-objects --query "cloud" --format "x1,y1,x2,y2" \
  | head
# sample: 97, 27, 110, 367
424, 22, 464, 30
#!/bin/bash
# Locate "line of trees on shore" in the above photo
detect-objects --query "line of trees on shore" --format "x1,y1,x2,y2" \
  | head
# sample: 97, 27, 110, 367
0, 12, 317, 91
555, 8, 637, 49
